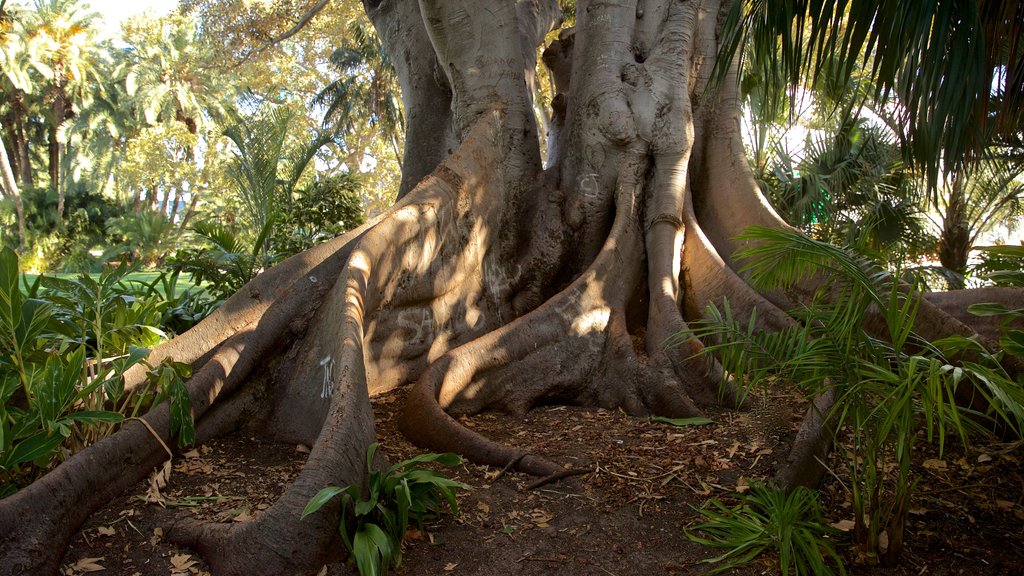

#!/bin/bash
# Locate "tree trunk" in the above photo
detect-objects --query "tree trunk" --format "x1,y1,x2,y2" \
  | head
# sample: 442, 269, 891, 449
0, 135, 26, 249
0, 1, 1006, 574
939, 170, 970, 288
50, 90, 66, 223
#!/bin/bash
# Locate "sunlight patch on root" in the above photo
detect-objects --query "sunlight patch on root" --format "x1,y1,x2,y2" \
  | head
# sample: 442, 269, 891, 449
398, 149, 732, 478
164, 110, 518, 574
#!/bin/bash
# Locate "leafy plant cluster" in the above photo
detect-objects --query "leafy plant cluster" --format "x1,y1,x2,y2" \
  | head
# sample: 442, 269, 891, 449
684, 227, 1024, 569
302, 443, 467, 576
0, 248, 202, 498
687, 482, 845, 576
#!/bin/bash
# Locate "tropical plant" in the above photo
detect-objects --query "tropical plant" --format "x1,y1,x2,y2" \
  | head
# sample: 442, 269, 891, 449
721, 0, 1024, 189
686, 482, 845, 576
0, 247, 195, 497
168, 220, 274, 303
314, 18, 404, 169
685, 227, 1024, 564
302, 443, 467, 576
271, 173, 365, 258
930, 157, 1024, 288
104, 209, 180, 266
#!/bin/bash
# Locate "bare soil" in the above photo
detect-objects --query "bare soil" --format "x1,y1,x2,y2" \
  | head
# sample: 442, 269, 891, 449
61, 389, 1024, 576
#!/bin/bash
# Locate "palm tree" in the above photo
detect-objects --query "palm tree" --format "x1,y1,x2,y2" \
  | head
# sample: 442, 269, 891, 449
723, 0, 1024, 190
118, 13, 231, 136
19, 0, 102, 222
222, 106, 334, 260
313, 18, 404, 170
931, 154, 1024, 288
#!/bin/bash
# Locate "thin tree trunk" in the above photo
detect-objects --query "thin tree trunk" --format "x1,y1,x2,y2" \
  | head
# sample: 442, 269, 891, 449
939, 171, 970, 289
168, 187, 181, 222
0, 136, 26, 249
158, 184, 170, 215
177, 186, 201, 233
50, 91, 66, 223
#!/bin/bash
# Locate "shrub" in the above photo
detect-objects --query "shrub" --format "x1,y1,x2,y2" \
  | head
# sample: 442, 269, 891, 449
686, 482, 845, 576
302, 443, 467, 576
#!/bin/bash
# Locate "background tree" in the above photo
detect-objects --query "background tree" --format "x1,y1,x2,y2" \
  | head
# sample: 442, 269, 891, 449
1, 1, 1022, 574
20, 0, 102, 221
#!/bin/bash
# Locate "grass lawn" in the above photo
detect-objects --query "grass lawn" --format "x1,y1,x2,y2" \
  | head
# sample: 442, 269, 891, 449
21, 270, 203, 297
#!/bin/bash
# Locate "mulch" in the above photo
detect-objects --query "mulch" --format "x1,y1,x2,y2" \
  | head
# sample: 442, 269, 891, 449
61, 388, 1024, 575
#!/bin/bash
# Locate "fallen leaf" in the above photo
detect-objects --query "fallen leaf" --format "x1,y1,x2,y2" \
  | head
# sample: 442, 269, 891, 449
735, 477, 750, 493
316, 567, 328, 576
96, 526, 115, 537
182, 449, 201, 459
170, 553, 197, 574
977, 453, 993, 463
143, 459, 173, 505
444, 562, 458, 571
652, 416, 714, 427
996, 499, 1016, 510
831, 519, 856, 532
922, 459, 947, 470
476, 501, 490, 514
71, 557, 105, 573
295, 444, 311, 454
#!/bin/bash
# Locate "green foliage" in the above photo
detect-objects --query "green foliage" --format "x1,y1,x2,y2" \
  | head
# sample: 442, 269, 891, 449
302, 443, 468, 576
973, 245, 1024, 288
687, 482, 844, 576
168, 221, 275, 303
104, 210, 181, 266
271, 174, 365, 258
759, 114, 929, 258
684, 227, 1024, 563
718, 0, 1022, 188
0, 248, 197, 496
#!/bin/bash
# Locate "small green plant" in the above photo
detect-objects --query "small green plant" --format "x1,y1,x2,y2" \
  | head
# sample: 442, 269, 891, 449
686, 482, 845, 576
301, 443, 468, 576
682, 227, 1024, 564
0, 248, 195, 497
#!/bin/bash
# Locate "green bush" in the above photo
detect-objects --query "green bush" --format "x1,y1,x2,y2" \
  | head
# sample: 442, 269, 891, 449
302, 443, 467, 576
684, 227, 1024, 564
0, 249, 195, 497
686, 482, 845, 576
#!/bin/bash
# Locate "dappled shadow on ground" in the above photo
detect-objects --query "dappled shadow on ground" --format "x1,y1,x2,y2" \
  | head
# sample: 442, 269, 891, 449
61, 387, 1022, 576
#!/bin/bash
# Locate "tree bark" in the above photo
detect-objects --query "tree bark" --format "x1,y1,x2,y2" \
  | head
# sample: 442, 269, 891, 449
0, 135, 25, 248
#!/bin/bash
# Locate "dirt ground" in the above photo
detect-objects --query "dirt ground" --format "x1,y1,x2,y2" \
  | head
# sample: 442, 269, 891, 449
61, 388, 1024, 576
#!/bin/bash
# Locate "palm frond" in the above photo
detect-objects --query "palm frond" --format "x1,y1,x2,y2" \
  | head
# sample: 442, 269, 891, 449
719, 0, 1024, 188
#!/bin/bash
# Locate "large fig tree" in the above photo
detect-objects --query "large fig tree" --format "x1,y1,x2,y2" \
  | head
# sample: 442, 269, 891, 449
2, 0, 1020, 574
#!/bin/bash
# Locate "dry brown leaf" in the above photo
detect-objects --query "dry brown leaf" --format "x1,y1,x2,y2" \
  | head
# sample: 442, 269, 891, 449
830, 519, 856, 532
143, 460, 173, 505
922, 459, 947, 470
170, 553, 197, 574
71, 557, 105, 573
476, 501, 491, 514
977, 453, 993, 463
444, 562, 458, 571
182, 449, 201, 459
735, 477, 750, 493
95, 526, 115, 537
316, 567, 328, 576
295, 444, 311, 454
